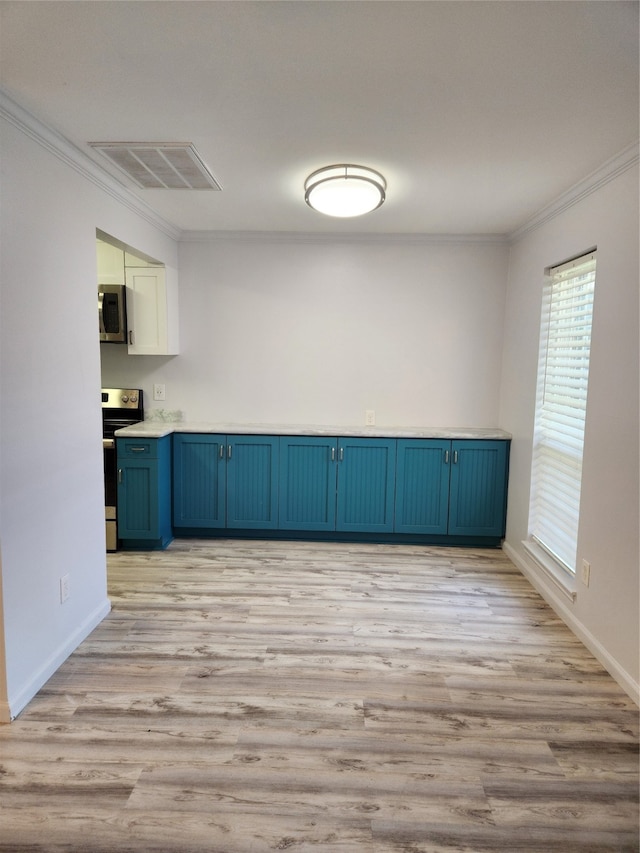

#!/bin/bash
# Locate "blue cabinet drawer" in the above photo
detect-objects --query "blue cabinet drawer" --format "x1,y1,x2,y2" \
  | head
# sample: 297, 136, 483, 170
118, 439, 157, 458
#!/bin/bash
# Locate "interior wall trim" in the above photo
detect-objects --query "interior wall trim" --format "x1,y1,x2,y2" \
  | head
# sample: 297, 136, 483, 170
503, 542, 639, 706
178, 230, 510, 245
3, 598, 112, 723
0, 90, 181, 242
177, 136, 638, 245
2, 89, 636, 247
509, 140, 640, 242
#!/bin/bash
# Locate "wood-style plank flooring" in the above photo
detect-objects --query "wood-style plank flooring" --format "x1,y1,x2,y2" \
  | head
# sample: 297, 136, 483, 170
1, 540, 638, 852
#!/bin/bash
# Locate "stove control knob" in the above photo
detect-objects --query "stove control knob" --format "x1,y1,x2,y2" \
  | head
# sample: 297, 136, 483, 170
129, 395, 138, 403
121, 395, 129, 403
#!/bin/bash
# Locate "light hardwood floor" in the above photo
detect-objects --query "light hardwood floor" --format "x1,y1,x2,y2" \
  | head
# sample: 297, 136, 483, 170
1, 540, 638, 852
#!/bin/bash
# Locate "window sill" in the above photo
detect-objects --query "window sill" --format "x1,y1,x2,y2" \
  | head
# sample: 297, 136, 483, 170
522, 540, 577, 602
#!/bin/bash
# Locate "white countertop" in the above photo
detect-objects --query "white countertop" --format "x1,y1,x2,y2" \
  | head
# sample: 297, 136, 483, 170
115, 422, 512, 440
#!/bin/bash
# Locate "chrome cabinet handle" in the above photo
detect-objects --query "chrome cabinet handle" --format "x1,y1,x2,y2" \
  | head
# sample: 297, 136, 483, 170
117, 468, 123, 483
339, 447, 344, 462
227, 444, 232, 460
453, 450, 458, 464
444, 450, 449, 464
219, 444, 224, 459
331, 447, 335, 462
129, 446, 147, 452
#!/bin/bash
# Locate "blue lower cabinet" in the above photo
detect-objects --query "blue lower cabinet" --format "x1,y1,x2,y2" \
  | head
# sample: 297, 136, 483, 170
173, 434, 279, 530
117, 436, 172, 549
279, 436, 396, 533
336, 438, 396, 533
395, 438, 509, 539
448, 440, 509, 537
395, 439, 451, 534
169, 432, 509, 545
279, 436, 338, 531
173, 434, 225, 527
226, 436, 279, 529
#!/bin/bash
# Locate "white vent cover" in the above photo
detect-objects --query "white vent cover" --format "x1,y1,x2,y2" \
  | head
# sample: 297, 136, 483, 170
89, 142, 222, 190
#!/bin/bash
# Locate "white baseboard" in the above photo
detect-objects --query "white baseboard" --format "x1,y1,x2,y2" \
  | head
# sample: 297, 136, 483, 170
503, 542, 639, 706
4, 598, 111, 721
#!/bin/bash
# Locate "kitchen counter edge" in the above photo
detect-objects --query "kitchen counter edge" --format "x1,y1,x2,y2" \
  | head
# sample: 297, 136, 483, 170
115, 422, 512, 440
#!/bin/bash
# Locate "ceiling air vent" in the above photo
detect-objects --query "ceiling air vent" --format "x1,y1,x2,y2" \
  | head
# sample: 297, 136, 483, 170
88, 142, 222, 190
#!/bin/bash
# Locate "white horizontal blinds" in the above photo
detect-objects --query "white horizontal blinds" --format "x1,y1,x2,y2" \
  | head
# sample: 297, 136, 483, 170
529, 252, 596, 572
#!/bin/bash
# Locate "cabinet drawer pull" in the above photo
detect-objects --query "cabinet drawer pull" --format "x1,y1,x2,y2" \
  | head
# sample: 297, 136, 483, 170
130, 446, 147, 453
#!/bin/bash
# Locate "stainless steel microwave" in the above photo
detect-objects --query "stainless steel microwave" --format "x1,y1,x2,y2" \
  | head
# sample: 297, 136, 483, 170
98, 284, 127, 343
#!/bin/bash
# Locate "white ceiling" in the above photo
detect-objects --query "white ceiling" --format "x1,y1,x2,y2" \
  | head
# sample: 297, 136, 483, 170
1, 0, 638, 235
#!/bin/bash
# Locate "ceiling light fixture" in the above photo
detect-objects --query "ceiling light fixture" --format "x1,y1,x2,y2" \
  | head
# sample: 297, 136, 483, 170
304, 164, 386, 218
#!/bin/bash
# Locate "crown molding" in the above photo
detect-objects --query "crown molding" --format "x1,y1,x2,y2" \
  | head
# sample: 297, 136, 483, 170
179, 230, 509, 245
0, 89, 181, 241
509, 140, 640, 242
3, 88, 635, 247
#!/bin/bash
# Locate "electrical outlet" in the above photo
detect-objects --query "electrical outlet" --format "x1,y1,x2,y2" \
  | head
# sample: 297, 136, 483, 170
153, 383, 166, 402
365, 410, 376, 426
60, 574, 70, 603
581, 559, 591, 587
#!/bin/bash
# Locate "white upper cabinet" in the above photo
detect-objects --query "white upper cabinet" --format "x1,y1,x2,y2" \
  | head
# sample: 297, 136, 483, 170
125, 266, 179, 356
97, 231, 179, 356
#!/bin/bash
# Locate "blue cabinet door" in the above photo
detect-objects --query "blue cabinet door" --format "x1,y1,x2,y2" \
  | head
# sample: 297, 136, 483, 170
279, 436, 338, 530
448, 440, 509, 537
117, 436, 172, 546
117, 457, 157, 538
226, 436, 279, 529
336, 438, 396, 533
173, 434, 225, 528
395, 439, 450, 534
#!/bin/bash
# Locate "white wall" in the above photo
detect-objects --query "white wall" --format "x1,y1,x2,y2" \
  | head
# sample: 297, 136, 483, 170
101, 237, 509, 428
500, 164, 639, 700
0, 106, 178, 720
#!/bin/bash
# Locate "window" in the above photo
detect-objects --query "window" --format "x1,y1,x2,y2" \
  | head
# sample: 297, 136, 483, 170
529, 250, 596, 574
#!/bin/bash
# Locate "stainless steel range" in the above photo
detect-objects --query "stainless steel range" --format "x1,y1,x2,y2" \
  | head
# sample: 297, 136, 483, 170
102, 388, 144, 551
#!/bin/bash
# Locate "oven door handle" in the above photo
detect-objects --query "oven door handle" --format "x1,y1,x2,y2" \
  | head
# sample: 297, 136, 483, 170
103, 438, 115, 450
98, 292, 106, 335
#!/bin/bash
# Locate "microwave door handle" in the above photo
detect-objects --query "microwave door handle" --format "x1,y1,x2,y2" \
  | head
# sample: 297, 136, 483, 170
98, 292, 106, 335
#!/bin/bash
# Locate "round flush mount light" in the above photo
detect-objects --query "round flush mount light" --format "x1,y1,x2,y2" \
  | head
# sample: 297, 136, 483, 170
304, 164, 386, 218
